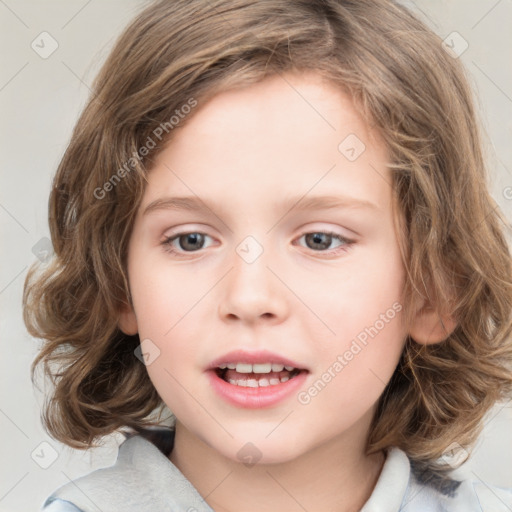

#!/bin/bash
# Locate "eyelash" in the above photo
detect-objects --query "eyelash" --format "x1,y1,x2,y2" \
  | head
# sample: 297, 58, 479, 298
161, 230, 355, 258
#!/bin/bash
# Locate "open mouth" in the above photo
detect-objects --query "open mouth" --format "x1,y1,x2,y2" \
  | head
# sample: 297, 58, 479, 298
208, 356, 309, 408
214, 363, 304, 388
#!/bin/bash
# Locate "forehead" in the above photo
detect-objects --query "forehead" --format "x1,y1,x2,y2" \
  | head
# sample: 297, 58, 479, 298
141, 72, 392, 216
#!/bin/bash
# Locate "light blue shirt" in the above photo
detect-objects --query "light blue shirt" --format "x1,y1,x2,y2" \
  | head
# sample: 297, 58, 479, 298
41, 429, 512, 511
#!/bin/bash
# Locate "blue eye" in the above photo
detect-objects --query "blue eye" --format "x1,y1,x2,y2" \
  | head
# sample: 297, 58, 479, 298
162, 232, 213, 255
161, 231, 354, 257
296, 231, 353, 253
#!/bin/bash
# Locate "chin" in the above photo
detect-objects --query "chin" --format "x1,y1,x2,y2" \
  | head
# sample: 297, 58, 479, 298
214, 431, 312, 467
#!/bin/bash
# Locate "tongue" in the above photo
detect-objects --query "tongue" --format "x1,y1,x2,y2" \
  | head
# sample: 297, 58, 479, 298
223, 369, 293, 381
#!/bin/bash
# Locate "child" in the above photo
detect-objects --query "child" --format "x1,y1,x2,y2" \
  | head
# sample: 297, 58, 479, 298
23, 0, 512, 510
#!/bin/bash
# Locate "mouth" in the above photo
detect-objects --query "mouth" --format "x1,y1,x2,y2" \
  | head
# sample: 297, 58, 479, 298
207, 351, 309, 408
214, 363, 304, 388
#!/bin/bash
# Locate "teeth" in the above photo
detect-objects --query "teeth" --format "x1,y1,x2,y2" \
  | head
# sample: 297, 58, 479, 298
252, 363, 272, 373
235, 363, 253, 373
219, 362, 297, 374
227, 374, 294, 387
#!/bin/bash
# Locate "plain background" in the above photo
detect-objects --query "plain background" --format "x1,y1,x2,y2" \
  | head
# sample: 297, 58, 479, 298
1, 1, 511, 510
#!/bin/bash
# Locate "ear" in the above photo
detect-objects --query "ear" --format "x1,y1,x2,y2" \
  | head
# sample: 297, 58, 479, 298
118, 304, 138, 335
409, 297, 457, 345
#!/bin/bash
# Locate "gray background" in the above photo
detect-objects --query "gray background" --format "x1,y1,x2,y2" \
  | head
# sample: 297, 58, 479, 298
1, 1, 511, 510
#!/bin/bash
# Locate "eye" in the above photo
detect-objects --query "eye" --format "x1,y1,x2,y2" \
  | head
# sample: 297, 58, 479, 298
295, 231, 354, 254
162, 232, 214, 256
161, 230, 354, 257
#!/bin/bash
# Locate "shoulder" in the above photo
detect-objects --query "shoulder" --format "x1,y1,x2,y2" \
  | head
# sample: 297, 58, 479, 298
452, 479, 512, 511
40, 428, 214, 512
41, 431, 167, 510
406, 456, 512, 511
41, 499, 83, 512
363, 446, 512, 511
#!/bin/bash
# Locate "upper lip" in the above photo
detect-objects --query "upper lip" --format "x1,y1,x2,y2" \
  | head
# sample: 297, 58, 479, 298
207, 349, 308, 371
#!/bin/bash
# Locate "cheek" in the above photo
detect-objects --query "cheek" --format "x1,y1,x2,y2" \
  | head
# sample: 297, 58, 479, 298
128, 252, 205, 338
310, 255, 406, 412
128, 257, 207, 358
301, 308, 406, 421
302, 241, 405, 358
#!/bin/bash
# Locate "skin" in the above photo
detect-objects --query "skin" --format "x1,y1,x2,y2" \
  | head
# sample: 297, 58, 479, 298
119, 71, 454, 512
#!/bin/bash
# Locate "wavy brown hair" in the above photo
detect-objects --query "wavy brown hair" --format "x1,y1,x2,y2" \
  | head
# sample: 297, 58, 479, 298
23, 0, 512, 474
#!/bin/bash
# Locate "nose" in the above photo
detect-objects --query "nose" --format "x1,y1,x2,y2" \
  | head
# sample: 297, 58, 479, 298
218, 242, 289, 325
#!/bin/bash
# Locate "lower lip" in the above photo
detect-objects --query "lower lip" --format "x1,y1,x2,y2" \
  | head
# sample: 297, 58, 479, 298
207, 370, 308, 409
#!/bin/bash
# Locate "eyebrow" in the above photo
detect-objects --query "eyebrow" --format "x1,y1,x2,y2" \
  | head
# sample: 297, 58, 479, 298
143, 194, 381, 217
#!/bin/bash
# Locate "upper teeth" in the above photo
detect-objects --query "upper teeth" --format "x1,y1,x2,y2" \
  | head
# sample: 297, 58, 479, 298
218, 363, 295, 373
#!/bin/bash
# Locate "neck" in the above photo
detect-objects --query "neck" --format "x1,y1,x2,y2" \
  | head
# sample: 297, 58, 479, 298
169, 420, 385, 512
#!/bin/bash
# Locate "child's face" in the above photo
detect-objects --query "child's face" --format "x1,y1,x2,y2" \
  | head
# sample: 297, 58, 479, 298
121, 72, 409, 464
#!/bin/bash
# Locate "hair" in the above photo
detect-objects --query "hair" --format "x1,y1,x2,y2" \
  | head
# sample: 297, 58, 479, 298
23, 0, 512, 475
